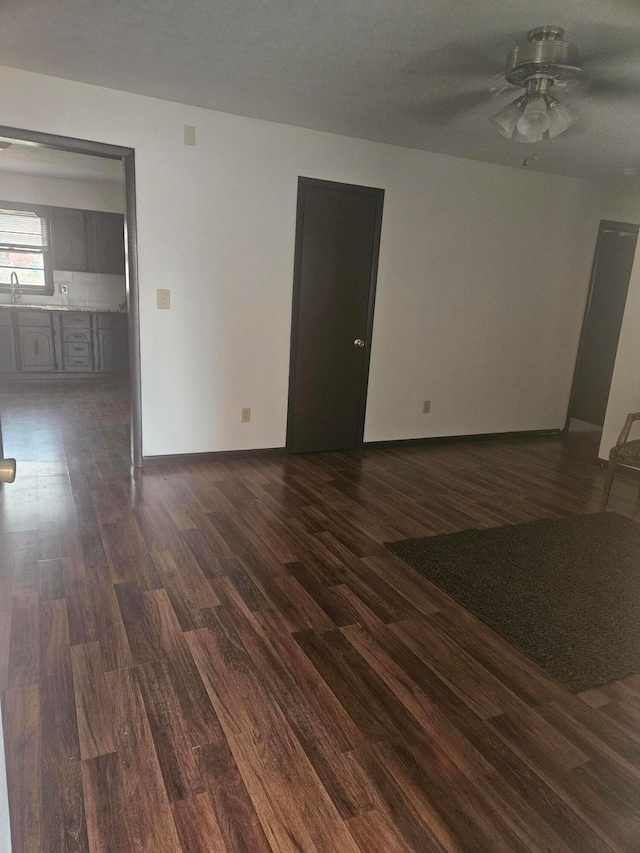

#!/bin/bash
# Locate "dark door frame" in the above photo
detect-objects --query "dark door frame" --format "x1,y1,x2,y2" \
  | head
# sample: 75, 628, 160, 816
565, 218, 639, 431
0, 124, 143, 466
286, 176, 384, 452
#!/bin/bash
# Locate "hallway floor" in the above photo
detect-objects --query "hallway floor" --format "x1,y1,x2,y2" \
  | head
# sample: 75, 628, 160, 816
1, 379, 640, 852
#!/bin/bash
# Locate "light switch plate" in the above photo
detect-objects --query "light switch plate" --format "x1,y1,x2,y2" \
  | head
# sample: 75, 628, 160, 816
157, 289, 171, 309
184, 125, 196, 146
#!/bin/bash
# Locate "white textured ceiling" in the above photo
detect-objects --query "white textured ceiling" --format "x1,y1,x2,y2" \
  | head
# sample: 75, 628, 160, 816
0, 140, 123, 184
1, 0, 640, 178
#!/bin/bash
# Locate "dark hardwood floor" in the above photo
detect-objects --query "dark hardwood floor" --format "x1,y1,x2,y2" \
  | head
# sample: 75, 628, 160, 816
1, 379, 640, 852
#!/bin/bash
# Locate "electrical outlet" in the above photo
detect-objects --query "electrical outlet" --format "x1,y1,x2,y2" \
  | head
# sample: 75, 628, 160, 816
58, 283, 69, 294
423, 400, 431, 414
184, 124, 196, 146
241, 407, 251, 423
156, 289, 170, 309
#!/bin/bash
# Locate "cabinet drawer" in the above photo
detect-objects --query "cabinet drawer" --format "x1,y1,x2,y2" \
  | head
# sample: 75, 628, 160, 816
64, 356, 91, 369
17, 311, 52, 327
64, 342, 90, 357
0, 310, 13, 327
62, 330, 91, 344
61, 312, 91, 328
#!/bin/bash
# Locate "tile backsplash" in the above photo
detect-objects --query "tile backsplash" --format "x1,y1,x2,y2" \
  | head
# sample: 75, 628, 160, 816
0, 271, 126, 310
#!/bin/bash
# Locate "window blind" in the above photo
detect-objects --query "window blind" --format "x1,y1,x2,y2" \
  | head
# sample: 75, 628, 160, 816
0, 208, 49, 249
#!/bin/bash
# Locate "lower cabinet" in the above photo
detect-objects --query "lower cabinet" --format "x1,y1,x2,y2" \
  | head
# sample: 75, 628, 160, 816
0, 313, 16, 372
19, 328, 56, 371
96, 313, 128, 373
61, 313, 93, 372
17, 316, 56, 372
0, 309, 128, 374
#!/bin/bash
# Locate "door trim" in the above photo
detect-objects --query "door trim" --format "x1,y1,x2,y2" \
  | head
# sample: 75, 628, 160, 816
565, 218, 639, 430
0, 125, 143, 466
286, 176, 384, 452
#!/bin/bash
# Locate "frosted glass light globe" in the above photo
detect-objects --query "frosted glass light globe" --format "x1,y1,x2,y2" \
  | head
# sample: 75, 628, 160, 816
516, 99, 551, 138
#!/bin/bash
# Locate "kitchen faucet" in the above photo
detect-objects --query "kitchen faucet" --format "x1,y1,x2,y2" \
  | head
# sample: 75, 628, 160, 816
9, 271, 21, 305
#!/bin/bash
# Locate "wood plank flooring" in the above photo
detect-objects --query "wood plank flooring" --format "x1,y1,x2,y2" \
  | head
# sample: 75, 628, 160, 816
2, 379, 640, 851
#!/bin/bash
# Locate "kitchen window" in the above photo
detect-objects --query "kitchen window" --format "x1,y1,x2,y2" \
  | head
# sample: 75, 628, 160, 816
0, 202, 54, 295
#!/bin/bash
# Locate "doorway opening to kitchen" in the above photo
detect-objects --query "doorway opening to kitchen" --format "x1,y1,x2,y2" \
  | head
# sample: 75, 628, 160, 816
0, 127, 141, 476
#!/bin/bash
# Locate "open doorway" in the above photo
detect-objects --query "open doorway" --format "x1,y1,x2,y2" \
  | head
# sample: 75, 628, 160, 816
566, 219, 638, 452
0, 126, 141, 467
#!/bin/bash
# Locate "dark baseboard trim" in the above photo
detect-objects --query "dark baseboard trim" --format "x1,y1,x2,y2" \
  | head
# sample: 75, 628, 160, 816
142, 429, 565, 466
141, 447, 287, 466
363, 428, 563, 450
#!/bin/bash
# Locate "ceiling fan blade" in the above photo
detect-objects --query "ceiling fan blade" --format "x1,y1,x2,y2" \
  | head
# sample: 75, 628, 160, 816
405, 89, 500, 126
573, 24, 640, 67
402, 29, 523, 80
571, 75, 640, 102
403, 47, 502, 79
580, 48, 639, 68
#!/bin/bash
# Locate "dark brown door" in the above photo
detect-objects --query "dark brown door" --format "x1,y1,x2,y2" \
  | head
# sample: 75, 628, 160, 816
568, 221, 638, 426
287, 178, 384, 453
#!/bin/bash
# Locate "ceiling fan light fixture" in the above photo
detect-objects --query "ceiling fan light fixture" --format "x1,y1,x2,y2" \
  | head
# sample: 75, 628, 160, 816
513, 128, 544, 144
490, 96, 526, 139
546, 99, 576, 138
516, 96, 551, 137
487, 26, 585, 144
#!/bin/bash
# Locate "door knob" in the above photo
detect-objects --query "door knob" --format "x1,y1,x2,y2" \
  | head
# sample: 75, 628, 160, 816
0, 458, 16, 484
353, 339, 365, 348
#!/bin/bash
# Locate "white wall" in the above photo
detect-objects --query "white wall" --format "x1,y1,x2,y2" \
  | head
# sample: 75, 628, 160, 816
0, 66, 612, 455
0, 171, 123, 213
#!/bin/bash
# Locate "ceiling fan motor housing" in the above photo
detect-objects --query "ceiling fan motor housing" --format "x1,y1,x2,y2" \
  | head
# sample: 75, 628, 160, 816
505, 25, 583, 87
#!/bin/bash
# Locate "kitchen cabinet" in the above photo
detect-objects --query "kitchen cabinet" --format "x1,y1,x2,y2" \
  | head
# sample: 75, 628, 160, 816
51, 207, 125, 275
17, 312, 56, 372
0, 309, 127, 375
51, 208, 88, 271
0, 312, 16, 372
96, 313, 128, 373
88, 212, 125, 274
61, 313, 93, 372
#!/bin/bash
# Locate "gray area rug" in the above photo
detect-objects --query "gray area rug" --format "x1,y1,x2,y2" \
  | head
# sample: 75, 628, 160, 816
385, 512, 640, 691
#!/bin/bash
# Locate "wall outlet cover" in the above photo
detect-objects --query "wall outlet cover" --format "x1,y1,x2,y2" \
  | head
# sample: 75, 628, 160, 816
423, 400, 431, 413
241, 407, 251, 423
58, 283, 69, 294
184, 125, 196, 146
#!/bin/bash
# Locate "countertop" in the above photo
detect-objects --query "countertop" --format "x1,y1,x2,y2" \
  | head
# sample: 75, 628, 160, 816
0, 304, 126, 313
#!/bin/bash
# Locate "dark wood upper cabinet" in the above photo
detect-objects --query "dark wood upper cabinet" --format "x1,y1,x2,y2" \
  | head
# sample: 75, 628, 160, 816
52, 208, 88, 271
51, 207, 124, 274
88, 211, 125, 274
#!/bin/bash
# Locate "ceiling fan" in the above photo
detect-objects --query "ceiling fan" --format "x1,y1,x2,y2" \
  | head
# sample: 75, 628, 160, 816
407, 25, 640, 143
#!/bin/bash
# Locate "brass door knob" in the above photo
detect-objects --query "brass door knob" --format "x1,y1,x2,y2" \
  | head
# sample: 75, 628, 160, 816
353, 339, 365, 348
0, 458, 16, 484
